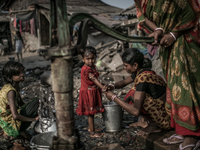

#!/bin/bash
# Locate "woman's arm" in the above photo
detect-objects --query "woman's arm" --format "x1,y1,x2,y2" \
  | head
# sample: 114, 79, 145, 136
8, 90, 38, 122
103, 76, 134, 91
144, 17, 158, 31
144, 17, 182, 46
114, 76, 134, 89
105, 91, 146, 117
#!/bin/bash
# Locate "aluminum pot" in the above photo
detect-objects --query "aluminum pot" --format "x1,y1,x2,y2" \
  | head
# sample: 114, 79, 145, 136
34, 119, 57, 133
102, 101, 123, 132
30, 132, 56, 150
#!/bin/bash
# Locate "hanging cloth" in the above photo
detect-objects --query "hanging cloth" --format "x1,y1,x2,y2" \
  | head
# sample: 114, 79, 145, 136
13, 18, 17, 27
20, 21, 22, 34
30, 18, 36, 36
25, 21, 30, 32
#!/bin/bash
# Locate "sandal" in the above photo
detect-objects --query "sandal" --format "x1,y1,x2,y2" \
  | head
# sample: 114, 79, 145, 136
194, 140, 200, 150
179, 143, 195, 150
163, 134, 184, 144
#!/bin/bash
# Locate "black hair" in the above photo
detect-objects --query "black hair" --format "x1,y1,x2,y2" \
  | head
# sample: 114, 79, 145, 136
81, 46, 97, 57
16, 31, 22, 39
2, 61, 25, 84
122, 48, 152, 69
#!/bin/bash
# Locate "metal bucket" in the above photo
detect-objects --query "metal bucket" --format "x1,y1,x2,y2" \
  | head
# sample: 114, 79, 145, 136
30, 132, 56, 150
102, 101, 123, 132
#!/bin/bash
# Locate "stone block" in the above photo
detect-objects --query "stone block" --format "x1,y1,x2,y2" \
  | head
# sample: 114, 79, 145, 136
107, 53, 123, 71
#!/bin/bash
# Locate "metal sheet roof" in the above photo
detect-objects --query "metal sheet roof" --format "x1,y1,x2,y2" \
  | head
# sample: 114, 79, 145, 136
119, 4, 136, 15
0, 15, 9, 22
92, 14, 121, 28
37, 4, 122, 15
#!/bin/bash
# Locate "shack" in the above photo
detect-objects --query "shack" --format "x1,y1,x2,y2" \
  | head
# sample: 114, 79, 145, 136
0, 12, 12, 55
1, 0, 123, 51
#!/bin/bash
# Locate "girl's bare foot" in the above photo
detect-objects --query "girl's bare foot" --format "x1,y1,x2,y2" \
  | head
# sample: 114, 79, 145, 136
90, 132, 105, 138
136, 124, 162, 136
3, 133, 15, 140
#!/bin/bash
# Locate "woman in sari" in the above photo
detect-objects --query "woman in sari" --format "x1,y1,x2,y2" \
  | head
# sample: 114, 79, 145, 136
134, 0, 200, 149
104, 48, 171, 135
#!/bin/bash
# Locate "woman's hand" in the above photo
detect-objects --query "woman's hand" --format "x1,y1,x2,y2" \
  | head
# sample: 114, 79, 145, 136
149, 30, 163, 45
102, 84, 115, 92
34, 116, 39, 121
104, 91, 115, 100
160, 33, 175, 47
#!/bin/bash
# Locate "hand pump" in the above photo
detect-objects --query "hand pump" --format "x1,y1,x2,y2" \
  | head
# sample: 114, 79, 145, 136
49, 0, 76, 149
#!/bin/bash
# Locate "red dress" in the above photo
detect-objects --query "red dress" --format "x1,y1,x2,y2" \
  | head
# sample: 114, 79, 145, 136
76, 65, 105, 116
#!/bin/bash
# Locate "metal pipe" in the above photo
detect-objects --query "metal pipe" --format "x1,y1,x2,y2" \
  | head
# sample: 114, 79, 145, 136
49, 0, 76, 149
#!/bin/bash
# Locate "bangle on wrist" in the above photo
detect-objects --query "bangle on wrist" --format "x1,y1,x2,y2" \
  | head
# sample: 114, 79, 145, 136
169, 32, 176, 41
108, 83, 115, 89
154, 28, 164, 34
111, 95, 117, 101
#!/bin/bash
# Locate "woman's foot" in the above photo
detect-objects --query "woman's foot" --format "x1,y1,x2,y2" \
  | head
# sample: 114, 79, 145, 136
163, 134, 184, 145
90, 132, 105, 138
129, 119, 149, 129
3, 133, 14, 140
179, 136, 199, 150
19, 131, 31, 140
136, 124, 162, 136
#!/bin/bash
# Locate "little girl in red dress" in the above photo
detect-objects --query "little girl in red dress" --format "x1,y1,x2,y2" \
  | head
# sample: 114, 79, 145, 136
76, 46, 105, 138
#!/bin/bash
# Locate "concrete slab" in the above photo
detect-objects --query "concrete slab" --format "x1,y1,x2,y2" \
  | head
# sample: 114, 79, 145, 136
136, 130, 180, 150
107, 53, 123, 71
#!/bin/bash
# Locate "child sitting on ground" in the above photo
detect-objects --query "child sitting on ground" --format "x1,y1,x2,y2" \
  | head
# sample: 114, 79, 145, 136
0, 61, 39, 140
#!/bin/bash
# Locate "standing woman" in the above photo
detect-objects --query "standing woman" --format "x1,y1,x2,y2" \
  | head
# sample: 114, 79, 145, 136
134, 0, 200, 148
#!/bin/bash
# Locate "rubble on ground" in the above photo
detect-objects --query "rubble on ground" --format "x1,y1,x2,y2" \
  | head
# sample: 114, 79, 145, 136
0, 40, 164, 149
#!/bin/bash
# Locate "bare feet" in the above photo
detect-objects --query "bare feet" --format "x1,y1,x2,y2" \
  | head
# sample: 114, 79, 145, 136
3, 133, 15, 140
136, 124, 162, 136
90, 132, 105, 138
129, 117, 149, 128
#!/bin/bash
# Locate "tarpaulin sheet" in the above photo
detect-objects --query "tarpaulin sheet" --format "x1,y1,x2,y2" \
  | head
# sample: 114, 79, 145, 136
16, 10, 36, 21
0, 23, 7, 32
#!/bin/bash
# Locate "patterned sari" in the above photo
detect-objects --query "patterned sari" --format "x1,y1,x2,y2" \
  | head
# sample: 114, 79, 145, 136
124, 70, 171, 130
135, 0, 200, 134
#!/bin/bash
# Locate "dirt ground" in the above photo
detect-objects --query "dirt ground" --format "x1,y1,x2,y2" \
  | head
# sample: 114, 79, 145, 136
0, 51, 148, 150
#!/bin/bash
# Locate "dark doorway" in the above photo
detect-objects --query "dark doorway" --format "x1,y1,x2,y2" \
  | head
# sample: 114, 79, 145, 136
40, 14, 49, 45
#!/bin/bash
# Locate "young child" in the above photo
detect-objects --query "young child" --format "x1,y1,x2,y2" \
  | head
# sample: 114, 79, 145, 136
0, 61, 39, 140
14, 31, 24, 62
76, 46, 105, 138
